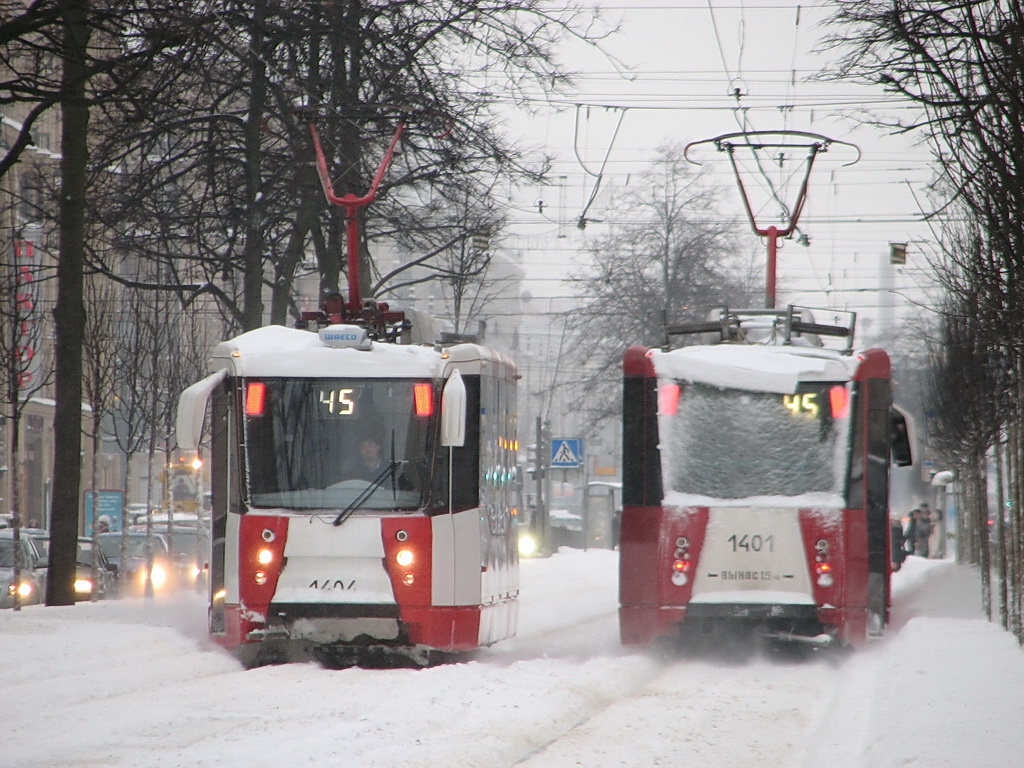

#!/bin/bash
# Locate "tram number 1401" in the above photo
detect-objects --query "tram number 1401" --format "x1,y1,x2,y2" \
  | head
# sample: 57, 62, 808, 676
727, 534, 774, 553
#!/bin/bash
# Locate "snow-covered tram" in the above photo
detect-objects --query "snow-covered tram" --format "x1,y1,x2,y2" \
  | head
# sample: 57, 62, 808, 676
176, 309, 519, 667
619, 306, 912, 650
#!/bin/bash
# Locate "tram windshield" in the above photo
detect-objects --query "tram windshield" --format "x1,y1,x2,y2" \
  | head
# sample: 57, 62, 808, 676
659, 380, 850, 500
242, 377, 435, 510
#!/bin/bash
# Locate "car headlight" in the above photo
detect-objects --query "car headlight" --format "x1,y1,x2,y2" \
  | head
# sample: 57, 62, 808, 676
74, 578, 93, 595
518, 533, 538, 557
150, 563, 167, 589
8, 581, 34, 598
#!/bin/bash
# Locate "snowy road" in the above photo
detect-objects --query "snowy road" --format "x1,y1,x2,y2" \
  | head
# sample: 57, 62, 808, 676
2, 549, 1022, 768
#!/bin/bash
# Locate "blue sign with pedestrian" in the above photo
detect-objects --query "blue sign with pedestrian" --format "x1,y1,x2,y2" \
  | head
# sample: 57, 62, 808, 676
551, 438, 584, 468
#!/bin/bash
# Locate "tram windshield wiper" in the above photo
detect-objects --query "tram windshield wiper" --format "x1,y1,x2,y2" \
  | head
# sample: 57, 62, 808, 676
332, 460, 400, 527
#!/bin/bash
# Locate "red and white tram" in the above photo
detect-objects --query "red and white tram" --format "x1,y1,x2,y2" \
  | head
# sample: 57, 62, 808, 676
176, 306, 519, 667
619, 306, 912, 650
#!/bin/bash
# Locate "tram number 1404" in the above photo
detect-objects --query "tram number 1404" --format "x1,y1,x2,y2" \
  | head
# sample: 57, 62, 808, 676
727, 534, 775, 553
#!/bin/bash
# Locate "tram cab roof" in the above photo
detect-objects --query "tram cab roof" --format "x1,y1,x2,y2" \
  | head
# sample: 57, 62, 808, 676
651, 343, 859, 395
208, 324, 512, 379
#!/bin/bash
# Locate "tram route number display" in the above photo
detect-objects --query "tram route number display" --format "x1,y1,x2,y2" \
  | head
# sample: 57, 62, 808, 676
783, 392, 820, 417
782, 384, 850, 420
318, 387, 356, 416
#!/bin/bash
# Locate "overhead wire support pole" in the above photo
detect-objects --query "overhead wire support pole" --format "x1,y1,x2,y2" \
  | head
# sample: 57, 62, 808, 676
685, 130, 860, 310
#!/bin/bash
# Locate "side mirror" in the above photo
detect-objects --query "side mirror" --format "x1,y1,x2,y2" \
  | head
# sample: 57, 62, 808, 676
440, 369, 467, 447
176, 369, 227, 452
891, 407, 913, 467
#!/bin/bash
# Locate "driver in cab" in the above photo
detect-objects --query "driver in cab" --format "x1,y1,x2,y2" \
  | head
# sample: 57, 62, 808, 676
345, 436, 387, 482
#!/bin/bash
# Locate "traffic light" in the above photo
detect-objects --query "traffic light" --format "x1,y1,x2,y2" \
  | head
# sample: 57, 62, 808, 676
890, 242, 907, 265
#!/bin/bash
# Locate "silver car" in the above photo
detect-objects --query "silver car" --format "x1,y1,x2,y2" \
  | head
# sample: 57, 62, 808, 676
0, 530, 45, 608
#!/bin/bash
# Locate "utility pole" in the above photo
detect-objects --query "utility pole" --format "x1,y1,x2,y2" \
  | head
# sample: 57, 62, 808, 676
534, 416, 552, 555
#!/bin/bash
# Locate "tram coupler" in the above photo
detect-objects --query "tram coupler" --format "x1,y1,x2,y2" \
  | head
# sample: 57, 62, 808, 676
756, 629, 835, 647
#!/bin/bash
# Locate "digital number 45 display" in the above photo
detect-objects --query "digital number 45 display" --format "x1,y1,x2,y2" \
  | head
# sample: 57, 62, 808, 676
319, 388, 355, 415
783, 392, 819, 417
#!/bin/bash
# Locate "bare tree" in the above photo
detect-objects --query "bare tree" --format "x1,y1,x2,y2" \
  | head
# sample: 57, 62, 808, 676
0, 232, 53, 608
374, 177, 508, 335
925, 290, 1002, 614
823, 0, 1024, 638
81, 273, 121, 597
47, 0, 93, 606
563, 145, 755, 431
107, 288, 157, 570
82, 0, 611, 332
1, 0, 215, 604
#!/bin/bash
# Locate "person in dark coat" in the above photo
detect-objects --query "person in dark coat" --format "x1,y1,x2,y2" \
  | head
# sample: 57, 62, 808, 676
913, 503, 934, 558
903, 507, 917, 555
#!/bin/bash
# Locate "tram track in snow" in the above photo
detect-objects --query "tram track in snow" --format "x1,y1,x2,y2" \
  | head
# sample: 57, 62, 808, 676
510, 643, 847, 768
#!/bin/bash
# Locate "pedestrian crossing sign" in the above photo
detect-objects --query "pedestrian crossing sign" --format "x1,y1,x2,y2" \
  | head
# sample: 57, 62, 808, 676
551, 438, 584, 468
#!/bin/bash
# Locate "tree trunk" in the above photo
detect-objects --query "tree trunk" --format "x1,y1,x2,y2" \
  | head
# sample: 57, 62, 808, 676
1012, 363, 1024, 640
994, 435, 1008, 629
47, 0, 90, 606
241, 0, 267, 331
973, 447, 992, 620
89, 423, 101, 601
269, 198, 317, 326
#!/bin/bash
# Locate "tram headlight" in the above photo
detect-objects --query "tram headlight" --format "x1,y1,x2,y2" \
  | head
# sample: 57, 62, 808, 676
395, 549, 414, 567
256, 548, 274, 565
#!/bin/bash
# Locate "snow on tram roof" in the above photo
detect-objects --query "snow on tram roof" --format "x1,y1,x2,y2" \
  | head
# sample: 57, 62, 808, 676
651, 343, 857, 395
210, 324, 445, 378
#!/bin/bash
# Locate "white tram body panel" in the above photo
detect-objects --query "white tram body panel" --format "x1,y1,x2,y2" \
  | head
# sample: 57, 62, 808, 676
178, 324, 519, 663
687, 506, 817, 607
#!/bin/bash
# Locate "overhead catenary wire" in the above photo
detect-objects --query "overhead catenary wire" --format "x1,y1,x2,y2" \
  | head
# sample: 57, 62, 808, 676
572, 104, 628, 229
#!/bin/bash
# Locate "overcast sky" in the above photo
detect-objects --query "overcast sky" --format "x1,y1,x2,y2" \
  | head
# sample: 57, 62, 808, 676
501, 1, 938, 337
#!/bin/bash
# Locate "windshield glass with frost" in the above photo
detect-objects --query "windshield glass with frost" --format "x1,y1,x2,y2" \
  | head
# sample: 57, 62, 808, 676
660, 380, 850, 499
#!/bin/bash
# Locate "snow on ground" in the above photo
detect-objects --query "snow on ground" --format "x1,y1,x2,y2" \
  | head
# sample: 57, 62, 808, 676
1, 549, 1022, 768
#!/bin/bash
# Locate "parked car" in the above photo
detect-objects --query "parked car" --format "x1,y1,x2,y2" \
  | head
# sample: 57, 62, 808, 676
0, 530, 45, 608
23, 530, 119, 601
96, 532, 173, 596
20, 528, 49, 564
73, 538, 118, 600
